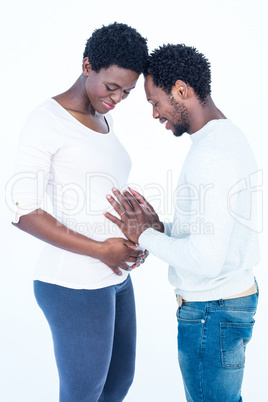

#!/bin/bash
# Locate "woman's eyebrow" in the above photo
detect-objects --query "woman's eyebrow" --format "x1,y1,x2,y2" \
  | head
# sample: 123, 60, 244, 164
106, 82, 136, 90
106, 82, 120, 87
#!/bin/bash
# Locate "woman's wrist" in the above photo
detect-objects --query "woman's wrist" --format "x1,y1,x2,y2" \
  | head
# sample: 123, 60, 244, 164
87, 239, 105, 259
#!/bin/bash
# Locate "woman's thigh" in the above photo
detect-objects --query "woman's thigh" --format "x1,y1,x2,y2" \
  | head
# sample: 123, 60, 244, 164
99, 276, 136, 401
34, 280, 118, 402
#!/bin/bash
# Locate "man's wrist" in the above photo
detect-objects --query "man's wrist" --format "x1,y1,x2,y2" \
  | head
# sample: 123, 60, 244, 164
158, 221, 165, 233
138, 226, 155, 246
151, 221, 164, 233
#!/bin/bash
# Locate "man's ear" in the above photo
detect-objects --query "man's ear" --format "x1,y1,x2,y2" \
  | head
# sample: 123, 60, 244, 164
82, 57, 92, 76
173, 80, 188, 99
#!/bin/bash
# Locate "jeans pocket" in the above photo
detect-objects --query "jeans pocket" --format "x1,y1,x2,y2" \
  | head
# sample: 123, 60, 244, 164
220, 321, 255, 369
177, 305, 205, 323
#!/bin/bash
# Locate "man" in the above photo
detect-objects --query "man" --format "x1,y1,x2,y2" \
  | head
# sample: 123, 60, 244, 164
104, 44, 260, 401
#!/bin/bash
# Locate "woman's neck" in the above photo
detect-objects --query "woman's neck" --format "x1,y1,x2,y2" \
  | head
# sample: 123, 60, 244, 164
53, 75, 96, 115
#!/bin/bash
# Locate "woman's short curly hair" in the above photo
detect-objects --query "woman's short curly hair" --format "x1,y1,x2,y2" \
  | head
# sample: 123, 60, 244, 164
83, 22, 148, 74
146, 44, 211, 103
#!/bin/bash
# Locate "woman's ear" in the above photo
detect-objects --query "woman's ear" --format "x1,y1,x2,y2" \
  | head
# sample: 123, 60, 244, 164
82, 57, 92, 76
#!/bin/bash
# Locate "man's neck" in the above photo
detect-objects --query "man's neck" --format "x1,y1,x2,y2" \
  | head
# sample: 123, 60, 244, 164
188, 96, 226, 134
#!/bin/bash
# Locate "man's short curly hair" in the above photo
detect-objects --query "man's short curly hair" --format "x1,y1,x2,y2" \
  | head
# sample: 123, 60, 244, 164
146, 44, 211, 103
83, 22, 148, 74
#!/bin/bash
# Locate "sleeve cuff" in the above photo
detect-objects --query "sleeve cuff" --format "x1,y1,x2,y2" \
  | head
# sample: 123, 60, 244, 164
10, 199, 40, 223
138, 227, 164, 250
163, 221, 172, 236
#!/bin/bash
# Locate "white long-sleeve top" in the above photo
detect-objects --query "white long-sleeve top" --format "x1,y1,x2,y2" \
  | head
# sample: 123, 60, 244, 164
139, 119, 260, 301
10, 99, 132, 289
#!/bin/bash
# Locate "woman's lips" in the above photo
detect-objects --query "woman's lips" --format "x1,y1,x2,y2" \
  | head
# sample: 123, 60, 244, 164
102, 101, 115, 110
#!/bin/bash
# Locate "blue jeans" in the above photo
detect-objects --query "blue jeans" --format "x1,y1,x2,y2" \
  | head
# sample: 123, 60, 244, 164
177, 289, 259, 402
34, 276, 136, 402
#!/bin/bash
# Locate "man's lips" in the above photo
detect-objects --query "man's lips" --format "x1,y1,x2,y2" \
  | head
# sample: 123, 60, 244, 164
102, 101, 115, 110
160, 118, 171, 130
165, 121, 171, 130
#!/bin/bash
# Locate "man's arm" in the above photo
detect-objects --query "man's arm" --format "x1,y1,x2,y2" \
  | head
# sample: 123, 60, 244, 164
105, 151, 239, 278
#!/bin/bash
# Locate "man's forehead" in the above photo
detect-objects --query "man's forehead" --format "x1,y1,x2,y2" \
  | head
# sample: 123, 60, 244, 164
144, 75, 156, 90
145, 76, 164, 98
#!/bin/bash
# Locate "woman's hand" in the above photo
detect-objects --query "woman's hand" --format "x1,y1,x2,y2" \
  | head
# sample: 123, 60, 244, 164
130, 249, 149, 269
99, 237, 144, 276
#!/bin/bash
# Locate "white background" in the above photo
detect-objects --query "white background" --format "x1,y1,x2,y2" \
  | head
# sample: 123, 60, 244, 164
1, 0, 268, 401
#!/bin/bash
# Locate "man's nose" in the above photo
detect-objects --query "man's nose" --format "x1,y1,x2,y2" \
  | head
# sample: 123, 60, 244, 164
152, 105, 159, 119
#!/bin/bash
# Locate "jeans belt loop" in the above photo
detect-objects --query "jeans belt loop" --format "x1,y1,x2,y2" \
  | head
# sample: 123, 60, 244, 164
219, 298, 224, 307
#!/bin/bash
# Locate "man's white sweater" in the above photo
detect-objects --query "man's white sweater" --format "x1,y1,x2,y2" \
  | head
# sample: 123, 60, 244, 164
139, 119, 260, 300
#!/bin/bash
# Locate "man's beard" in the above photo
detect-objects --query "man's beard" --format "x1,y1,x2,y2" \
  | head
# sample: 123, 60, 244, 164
169, 96, 190, 137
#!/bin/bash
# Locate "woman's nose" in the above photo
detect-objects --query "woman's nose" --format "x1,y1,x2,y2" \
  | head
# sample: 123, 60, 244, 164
110, 91, 123, 104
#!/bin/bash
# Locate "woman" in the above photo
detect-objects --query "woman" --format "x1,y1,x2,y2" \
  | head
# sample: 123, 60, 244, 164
11, 22, 148, 401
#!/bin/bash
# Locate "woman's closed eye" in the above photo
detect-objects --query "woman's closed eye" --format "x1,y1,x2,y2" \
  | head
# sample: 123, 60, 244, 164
106, 85, 117, 92
106, 85, 131, 95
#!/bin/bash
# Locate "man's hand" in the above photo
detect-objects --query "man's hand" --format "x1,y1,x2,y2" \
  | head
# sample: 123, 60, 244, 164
104, 188, 164, 244
128, 187, 164, 232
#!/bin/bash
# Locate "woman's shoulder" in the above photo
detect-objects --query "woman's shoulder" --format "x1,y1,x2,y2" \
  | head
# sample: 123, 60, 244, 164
19, 99, 65, 149
24, 99, 61, 128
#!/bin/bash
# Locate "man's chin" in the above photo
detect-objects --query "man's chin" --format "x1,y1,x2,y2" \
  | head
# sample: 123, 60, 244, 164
173, 130, 185, 137
172, 124, 187, 137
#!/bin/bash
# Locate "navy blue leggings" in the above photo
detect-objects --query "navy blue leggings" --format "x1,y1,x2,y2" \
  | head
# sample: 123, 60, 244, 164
34, 276, 136, 402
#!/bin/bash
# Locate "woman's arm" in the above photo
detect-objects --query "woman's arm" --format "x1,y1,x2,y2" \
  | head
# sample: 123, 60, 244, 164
14, 208, 143, 276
